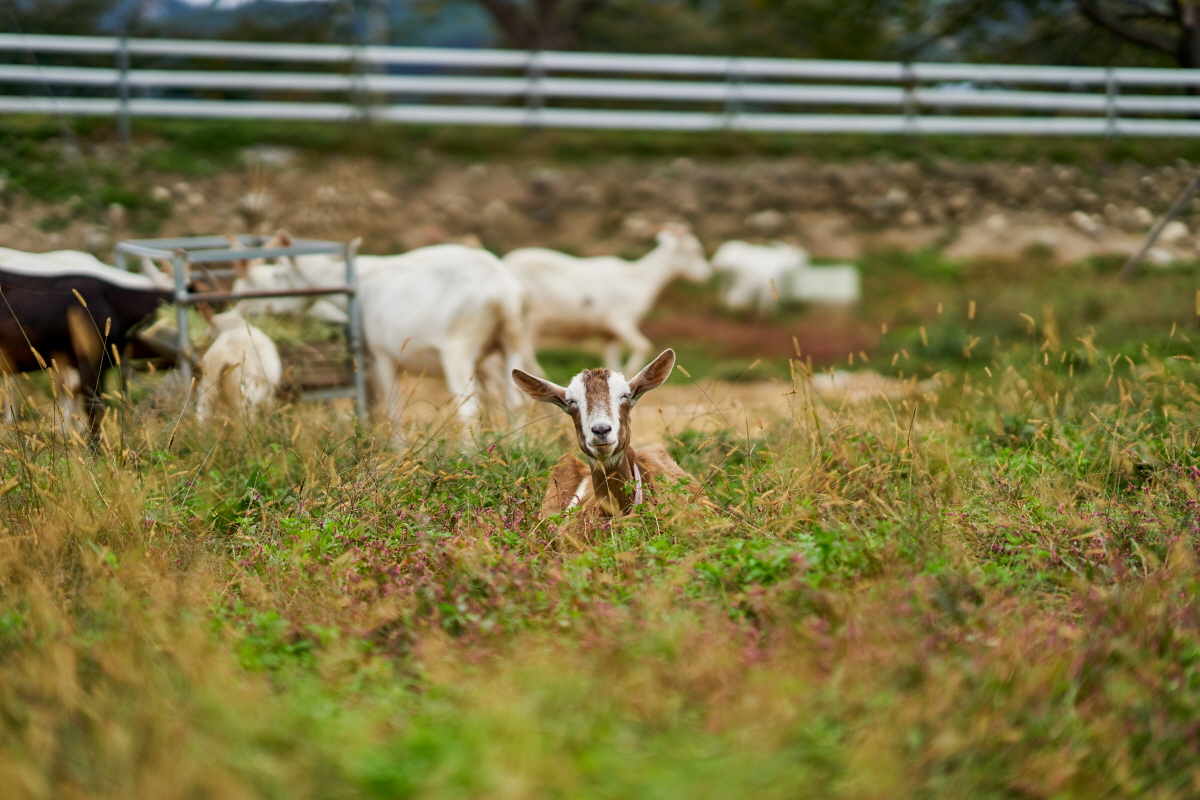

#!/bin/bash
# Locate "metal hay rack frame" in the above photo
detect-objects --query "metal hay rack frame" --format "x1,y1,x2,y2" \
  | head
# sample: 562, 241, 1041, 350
114, 234, 368, 421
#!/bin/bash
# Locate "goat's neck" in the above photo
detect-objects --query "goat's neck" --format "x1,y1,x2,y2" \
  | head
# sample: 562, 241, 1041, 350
587, 447, 640, 516
625, 240, 685, 316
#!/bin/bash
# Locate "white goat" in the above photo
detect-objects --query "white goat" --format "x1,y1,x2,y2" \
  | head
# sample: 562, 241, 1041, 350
355, 244, 533, 438
711, 240, 808, 314
226, 234, 382, 323
195, 307, 282, 422
711, 240, 861, 311
222, 235, 311, 317
227, 231, 539, 436
503, 223, 711, 374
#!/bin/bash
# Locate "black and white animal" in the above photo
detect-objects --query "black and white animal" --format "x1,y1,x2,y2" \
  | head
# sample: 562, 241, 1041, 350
0, 263, 174, 435
511, 349, 704, 517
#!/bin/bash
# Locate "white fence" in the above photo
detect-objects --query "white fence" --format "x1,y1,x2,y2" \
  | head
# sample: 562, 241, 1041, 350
2, 33, 1200, 136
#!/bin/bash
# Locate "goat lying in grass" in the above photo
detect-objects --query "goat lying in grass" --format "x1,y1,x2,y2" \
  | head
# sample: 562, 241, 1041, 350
512, 349, 704, 517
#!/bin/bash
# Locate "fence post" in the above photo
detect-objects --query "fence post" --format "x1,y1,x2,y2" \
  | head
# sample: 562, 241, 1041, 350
901, 62, 918, 138
1105, 67, 1119, 139
116, 36, 131, 145
349, 43, 371, 123
724, 57, 742, 131
172, 250, 193, 395
343, 239, 368, 423
524, 50, 544, 129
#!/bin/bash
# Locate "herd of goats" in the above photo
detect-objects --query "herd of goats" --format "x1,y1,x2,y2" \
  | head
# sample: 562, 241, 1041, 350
0, 226, 861, 515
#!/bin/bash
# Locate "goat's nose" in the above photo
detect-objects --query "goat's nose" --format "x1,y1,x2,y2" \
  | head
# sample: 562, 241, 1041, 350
590, 423, 612, 438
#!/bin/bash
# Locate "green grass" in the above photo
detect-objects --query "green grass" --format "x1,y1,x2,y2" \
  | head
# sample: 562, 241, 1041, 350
3, 292, 1200, 796
5, 117, 1200, 796
6, 115, 1200, 196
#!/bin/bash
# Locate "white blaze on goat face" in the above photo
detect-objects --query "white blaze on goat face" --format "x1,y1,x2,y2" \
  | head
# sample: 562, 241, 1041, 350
563, 368, 633, 463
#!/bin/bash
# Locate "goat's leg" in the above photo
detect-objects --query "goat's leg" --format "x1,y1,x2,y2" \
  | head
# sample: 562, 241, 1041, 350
756, 282, 777, 316
723, 276, 757, 312
474, 352, 506, 421
194, 370, 216, 423
52, 365, 84, 435
602, 339, 625, 373
75, 363, 105, 443
0, 350, 17, 425
612, 323, 654, 375
369, 351, 405, 443
438, 342, 483, 430
0, 372, 14, 425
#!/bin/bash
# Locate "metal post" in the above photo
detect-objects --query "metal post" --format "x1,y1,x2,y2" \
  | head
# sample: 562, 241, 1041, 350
343, 240, 368, 423
172, 251, 192, 392
724, 57, 742, 131
902, 62, 918, 138
117, 36, 131, 145
114, 246, 127, 272
1105, 67, 1119, 140
524, 50, 544, 128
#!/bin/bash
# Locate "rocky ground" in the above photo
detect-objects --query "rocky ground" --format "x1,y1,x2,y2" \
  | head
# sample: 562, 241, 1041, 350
3, 144, 1199, 265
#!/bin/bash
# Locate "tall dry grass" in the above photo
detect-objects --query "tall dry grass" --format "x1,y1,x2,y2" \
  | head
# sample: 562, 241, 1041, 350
1, 317, 1199, 797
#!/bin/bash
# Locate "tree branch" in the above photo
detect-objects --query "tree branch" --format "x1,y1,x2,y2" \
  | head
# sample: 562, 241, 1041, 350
476, 0, 534, 48
1120, 11, 1178, 20
1078, 0, 1179, 55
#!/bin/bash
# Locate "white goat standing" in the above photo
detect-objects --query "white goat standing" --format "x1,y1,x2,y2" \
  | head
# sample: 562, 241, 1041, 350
224, 231, 539, 437
195, 307, 283, 422
354, 244, 534, 438
711, 240, 808, 314
503, 223, 711, 374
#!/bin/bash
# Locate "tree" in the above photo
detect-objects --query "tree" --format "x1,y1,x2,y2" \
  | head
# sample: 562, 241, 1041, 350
1076, 0, 1200, 67
471, 0, 607, 50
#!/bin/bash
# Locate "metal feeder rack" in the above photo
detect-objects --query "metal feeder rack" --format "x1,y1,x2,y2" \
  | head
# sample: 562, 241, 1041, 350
114, 234, 367, 421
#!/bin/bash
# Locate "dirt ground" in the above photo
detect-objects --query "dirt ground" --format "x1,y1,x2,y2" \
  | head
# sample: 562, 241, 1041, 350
1, 148, 1184, 435
387, 370, 931, 450
4, 148, 1198, 266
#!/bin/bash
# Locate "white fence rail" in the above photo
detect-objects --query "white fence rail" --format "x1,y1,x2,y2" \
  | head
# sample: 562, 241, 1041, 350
2, 33, 1200, 136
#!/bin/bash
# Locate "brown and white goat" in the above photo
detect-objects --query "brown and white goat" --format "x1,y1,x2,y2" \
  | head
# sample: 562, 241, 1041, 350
512, 349, 703, 517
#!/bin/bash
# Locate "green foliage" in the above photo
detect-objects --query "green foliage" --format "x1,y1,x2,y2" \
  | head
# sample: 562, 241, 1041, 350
4, 247, 1200, 797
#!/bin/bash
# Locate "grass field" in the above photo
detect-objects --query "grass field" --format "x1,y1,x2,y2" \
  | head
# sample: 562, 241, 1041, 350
3, 252, 1200, 798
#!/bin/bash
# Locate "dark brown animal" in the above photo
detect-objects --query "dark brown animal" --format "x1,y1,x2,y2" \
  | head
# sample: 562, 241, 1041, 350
0, 266, 173, 436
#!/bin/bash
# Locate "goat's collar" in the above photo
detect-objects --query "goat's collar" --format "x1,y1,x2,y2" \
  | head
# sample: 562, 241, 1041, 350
587, 448, 643, 513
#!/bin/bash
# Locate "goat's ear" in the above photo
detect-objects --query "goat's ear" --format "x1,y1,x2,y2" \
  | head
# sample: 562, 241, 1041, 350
196, 302, 216, 325
629, 349, 675, 403
266, 229, 294, 249
657, 222, 688, 240
511, 369, 568, 409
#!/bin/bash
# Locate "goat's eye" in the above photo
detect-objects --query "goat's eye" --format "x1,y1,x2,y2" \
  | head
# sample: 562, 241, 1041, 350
620, 394, 631, 402
566, 400, 578, 408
